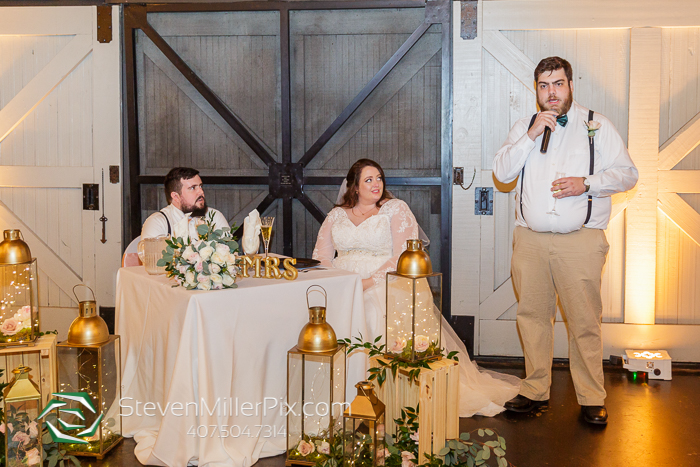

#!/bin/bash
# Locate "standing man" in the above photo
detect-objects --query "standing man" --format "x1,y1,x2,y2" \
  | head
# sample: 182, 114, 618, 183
493, 57, 638, 425
141, 167, 229, 240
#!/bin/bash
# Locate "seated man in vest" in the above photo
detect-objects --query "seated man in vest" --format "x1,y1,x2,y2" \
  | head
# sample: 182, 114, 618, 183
141, 167, 229, 240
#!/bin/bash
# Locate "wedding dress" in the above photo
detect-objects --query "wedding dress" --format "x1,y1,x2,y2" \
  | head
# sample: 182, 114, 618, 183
312, 198, 520, 417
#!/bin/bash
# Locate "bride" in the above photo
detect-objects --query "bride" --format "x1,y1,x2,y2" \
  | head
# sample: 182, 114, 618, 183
312, 159, 520, 417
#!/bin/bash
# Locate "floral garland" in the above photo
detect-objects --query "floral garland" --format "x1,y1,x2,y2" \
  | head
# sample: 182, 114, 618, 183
338, 334, 458, 386
158, 212, 240, 290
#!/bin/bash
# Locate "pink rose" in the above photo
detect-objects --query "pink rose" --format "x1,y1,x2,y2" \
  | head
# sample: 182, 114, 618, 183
410, 432, 419, 443
389, 336, 406, 353
0, 423, 5, 434
177, 265, 188, 275
197, 273, 210, 283
318, 441, 331, 455
12, 431, 30, 445
0, 317, 21, 336
414, 335, 430, 353
401, 451, 416, 467
297, 440, 315, 457
195, 261, 204, 273
25, 447, 41, 466
377, 423, 385, 439
27, 421, 38, 438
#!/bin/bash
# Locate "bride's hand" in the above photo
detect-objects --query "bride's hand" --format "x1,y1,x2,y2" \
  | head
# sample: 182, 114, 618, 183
362, 278, 374, 291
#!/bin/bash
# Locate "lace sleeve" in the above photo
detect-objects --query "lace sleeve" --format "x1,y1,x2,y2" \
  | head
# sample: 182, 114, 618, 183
371, 199, 420, 285
312, 208, 341, 268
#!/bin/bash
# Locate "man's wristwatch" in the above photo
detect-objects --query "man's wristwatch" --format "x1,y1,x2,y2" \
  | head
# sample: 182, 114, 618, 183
583, 177, 590, 193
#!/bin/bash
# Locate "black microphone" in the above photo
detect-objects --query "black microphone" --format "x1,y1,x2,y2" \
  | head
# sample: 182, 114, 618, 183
540, 126, 551, 154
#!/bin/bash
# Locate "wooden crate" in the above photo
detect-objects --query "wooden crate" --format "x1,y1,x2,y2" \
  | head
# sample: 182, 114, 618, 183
370, 357, 459, 463
0, 335, 57, 408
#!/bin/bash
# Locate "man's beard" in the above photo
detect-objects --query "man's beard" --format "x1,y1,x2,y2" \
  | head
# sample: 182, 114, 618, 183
182, 197, 208, 217
538, 89, 573, 116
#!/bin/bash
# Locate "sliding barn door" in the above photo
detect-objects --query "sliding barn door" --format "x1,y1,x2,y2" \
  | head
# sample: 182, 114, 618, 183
124, 1, 454, 314
0, 7, 122, 326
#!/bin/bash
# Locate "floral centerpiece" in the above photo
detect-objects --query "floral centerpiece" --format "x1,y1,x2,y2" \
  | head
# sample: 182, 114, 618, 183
0, 306, 33, 343
158, 212, 240, 290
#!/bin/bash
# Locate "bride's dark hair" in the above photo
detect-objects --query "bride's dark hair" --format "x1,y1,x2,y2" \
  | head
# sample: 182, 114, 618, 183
337, 159, 393, 208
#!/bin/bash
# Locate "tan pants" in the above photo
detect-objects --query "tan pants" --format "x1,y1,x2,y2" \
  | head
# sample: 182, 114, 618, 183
511, 226, 609, 406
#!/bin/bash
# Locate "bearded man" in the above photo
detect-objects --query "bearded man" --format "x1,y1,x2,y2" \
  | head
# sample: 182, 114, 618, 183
141, 167, 229, 240
493, 57, 638, 425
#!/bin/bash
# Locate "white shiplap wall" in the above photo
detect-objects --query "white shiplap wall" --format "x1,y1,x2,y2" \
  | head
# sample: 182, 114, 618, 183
657, 27, 700, 323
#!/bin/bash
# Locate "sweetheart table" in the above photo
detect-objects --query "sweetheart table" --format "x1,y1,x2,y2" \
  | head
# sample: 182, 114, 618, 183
115, 266, 366, 466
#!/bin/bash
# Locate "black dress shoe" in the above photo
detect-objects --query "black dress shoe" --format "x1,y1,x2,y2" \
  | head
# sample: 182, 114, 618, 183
504, 394, 548, 413
581, 405, 608, 425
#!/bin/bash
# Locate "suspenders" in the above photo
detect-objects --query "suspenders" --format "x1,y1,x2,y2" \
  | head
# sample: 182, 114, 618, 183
520, 110, 595, 226
158, 210, 172, 236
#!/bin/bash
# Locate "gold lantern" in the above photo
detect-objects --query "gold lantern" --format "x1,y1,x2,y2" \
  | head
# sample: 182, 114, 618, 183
342, 381, 385, 467
67, 285, 109, 346
56, 286, 122, 459
0, 230, 39, 346
3, 365, 43, 467
386, 239, 442, 362
287, 286, 346, 466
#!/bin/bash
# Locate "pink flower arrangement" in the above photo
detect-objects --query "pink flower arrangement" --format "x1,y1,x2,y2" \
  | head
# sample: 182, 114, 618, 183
389, 336, 407, 353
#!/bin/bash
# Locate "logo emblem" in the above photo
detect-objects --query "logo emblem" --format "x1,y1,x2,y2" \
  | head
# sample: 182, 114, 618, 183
38, 392, 102, 444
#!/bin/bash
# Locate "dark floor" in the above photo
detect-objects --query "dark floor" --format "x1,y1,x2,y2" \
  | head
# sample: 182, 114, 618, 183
81, 364, 700, 467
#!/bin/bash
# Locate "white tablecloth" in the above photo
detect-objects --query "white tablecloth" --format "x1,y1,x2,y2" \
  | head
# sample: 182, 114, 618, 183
116, 266, 367, 467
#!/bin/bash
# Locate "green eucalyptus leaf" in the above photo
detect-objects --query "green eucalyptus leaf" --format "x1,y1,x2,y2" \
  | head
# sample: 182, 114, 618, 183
482, 446, 490, 460
467, 457, 474, 467
484, 429, 494, 436
499, 436, 506, 450
498, 457, 508, 467
494, 447, 505, 457
438, 447, 451, 456
478, 429, 484, 437
460, 432, 471, 441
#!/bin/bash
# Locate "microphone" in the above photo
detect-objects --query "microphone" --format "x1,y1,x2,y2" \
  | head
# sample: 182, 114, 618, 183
540, 126, 551, 154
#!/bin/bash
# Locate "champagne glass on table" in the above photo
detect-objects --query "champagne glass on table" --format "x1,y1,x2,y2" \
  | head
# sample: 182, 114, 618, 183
547, 172, 567, 216
260, 217, 274, 258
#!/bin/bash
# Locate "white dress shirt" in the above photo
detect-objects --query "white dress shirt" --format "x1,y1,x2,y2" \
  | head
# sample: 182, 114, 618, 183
493, 101, 638, 233
141, 204, 230, 240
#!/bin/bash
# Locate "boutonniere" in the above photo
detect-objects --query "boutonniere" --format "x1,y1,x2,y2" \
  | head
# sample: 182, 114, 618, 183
585, 120, 601, 137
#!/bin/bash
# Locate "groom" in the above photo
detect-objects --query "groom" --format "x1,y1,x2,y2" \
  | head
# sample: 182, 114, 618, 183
492, 57, 638, 425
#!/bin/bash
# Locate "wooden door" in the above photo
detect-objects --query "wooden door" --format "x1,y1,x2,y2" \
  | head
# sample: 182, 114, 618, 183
453, 1, 700, 360
0, 6, 122, 328
124, 1, 455, 314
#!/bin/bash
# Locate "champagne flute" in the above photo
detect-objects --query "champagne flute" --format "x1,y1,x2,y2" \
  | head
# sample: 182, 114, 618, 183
547, 172, 567, 216
260, 217, 275, 258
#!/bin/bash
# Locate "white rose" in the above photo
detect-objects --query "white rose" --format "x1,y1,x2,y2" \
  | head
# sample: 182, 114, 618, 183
14, 306, 31, 322
199, 246, 214, 262
197, 280, 212, 291
185, 271, 195, 284
226, 253, 238, 268
210, 263, 221, 274
215, 243, 230, 257
587, 120, 602, 130
210, 252, 225, 266
182, 246, 196, 263
210, 273, 223, 285
222, 273, 235, 287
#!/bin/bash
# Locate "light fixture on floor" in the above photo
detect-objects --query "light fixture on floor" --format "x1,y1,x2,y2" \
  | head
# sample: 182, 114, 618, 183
622, 350, 672, 380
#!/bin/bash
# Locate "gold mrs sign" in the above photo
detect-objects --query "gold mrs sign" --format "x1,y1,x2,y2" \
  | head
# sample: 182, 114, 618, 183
239, 256, 298, 281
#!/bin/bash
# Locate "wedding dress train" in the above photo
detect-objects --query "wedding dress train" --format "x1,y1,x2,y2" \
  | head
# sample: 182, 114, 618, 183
313, 199, 520, 417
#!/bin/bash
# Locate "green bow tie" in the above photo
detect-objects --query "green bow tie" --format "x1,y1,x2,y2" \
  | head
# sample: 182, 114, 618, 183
557, 115, 568, 127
